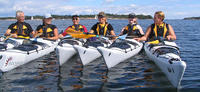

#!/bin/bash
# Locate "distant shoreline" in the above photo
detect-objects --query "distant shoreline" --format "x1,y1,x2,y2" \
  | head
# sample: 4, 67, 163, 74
0, 18, 154, 21
0, 14, 153, 20
183, 17, 200, 20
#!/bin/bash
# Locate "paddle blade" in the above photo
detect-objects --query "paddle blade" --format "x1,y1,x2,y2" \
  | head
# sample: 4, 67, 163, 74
117, 34, 127, 39
63, 35, 72, 39
35, 33, 43, 38
147, 40, 160, 44
66, 28, 83, 34
69, 33, 96, 39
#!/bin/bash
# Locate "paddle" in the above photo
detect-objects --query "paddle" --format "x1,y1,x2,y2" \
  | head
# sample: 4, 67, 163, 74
147, 40, 160, 44
116, 34, 128, 40
66, 28, 83, 34
3, 34, 16, 41
68, 33, 97, 39
104, 34, 140, 40
147, 37, 175, 45
31, 32, 43, 44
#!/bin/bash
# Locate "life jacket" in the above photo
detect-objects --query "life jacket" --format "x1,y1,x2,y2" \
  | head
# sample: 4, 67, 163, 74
38, 25, 55, 37
12, 23, 30, 39
71, 24, 84, 32
149, 23, 169, 41
124, 24, 141, 38
96, 23, 109, 36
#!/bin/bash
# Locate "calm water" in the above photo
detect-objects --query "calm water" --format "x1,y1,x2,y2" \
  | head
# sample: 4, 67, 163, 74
0, 19, 199, 92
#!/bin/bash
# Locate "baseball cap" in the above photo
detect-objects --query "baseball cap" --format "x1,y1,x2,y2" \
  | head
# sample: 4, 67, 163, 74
128, 13, 136, 18
44, 13, 52, 19
98, 12, 106, 18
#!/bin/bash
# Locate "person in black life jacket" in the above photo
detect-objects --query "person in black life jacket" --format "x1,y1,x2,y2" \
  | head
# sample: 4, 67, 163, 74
5, 10, 34, 39
35, 14, 59, 40
89, 11, 116, 40
119, 13, 144, 38
134, 11, 176, 42
59, 15, 88, 38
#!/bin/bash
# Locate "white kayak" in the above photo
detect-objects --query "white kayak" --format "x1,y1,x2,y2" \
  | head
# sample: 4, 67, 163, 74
74, 37, 111, 65
97, 39, 143, 69
0, 38, 25, 50
0, 38, 59, 72
56, 38, 84, 65
144, 41, 186, 87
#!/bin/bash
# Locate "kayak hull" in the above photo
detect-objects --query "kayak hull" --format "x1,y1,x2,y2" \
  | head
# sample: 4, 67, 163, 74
98, 39, 143, 69
74, 45, 101, 65
0, 38, 58, 72
56, 39, 83, 65
144, 42, 186, 87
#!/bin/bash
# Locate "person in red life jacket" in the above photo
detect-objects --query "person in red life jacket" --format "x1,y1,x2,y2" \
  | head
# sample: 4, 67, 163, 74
35, 14, 59, 40
5, 10, 34, 39
119, 13, 144, 38
59, 15, 88, 38
89, 11, 116, 39
134, 11, 176, 41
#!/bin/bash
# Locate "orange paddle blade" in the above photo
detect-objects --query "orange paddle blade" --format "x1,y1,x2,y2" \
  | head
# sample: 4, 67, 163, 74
69, 33, 96, 39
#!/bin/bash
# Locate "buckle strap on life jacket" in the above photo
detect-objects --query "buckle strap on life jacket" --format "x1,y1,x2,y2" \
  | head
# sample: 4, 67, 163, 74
153, 23, 168, 38
71, 24, 84, 31
17, 23, 23, 35
96, 23, 108, 36
127, 24, 137, 34
16, 23, 29, 37
42, 25, 48, 37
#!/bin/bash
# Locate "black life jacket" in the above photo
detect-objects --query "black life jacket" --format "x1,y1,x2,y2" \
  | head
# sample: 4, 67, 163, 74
95, 23, 109, 36
123, 24, 142, 38
149, 23, 169, 41
71, 24, 84, 32
38, 24, 55, 37
13, 22, 30, 38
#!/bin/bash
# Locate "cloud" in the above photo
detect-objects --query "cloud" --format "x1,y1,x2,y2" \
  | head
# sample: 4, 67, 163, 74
0, 0, 199, 19
105, 0, 115, 3
130, 4, 137, 7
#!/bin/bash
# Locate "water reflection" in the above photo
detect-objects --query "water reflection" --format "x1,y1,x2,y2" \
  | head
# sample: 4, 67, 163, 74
0, 19, 199, 92
34, 53, 59, 92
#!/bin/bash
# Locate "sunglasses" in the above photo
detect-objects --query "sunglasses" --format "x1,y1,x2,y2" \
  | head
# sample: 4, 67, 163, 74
72, 18, 79, 20
98, 15, 105, 18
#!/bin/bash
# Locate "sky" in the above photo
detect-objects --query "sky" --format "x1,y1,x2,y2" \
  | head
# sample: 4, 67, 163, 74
0, 0, 199, 19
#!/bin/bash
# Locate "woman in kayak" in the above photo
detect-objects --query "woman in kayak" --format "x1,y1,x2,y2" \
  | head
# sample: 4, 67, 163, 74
35, 14, 59, 40
134, 11, 176, 41
5, 10, 34, 39
59, 15, 88, 38
89, 11, 116, 39
119, 13, 144, 38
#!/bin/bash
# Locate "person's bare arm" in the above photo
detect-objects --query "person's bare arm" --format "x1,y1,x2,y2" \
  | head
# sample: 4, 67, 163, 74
134, 25, 151, 41
89, 30, 94, 34
137, 25, 144, 35
166, 24, 176, 40
118, 27, 126, 36
4, 29, 18, 38
5, 29, 11, 36
48, 28, 59, 40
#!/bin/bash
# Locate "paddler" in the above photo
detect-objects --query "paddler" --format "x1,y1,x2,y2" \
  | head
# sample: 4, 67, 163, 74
4, 10, 34, 39
119, 13, 144, 38
134, 11, 176, 42
59, 15, 88, 38
89, 11, 116, 39
35, 13, 59, 40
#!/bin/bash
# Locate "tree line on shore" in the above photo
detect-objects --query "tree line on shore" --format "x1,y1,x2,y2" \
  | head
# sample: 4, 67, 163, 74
0, 13, 153, 20
184, 17, 200, 20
